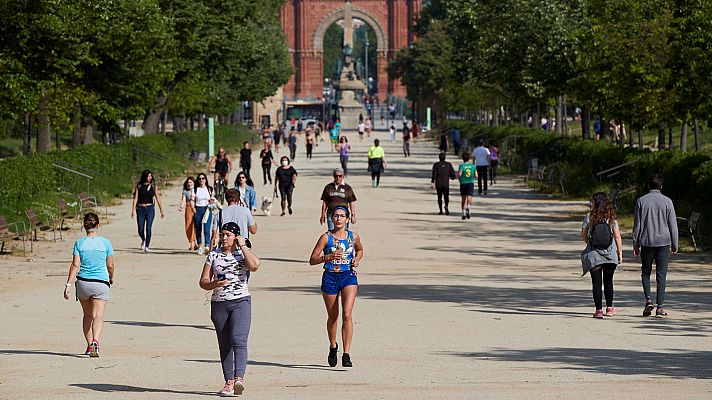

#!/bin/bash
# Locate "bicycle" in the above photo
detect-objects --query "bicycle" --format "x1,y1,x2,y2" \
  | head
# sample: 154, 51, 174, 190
212, 170, 227, 205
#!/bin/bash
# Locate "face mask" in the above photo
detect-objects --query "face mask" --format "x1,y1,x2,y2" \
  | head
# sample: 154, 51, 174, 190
281, 160, 289, 166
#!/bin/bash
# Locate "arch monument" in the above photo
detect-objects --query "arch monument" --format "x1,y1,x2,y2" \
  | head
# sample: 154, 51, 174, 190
281, 0, 421, 101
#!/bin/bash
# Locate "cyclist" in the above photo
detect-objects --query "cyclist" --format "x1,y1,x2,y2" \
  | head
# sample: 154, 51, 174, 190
208, 147, 232, 197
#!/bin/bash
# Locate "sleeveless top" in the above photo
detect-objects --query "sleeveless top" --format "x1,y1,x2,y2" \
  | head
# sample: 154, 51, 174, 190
323, 230, 355, 272
215, 156, 228, 173
490, 148, 499, 160
136, 184, 155, 204
339, 143, 349, 156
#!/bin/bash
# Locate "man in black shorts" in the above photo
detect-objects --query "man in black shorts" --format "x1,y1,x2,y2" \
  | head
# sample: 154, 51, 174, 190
207, 147, 232, 187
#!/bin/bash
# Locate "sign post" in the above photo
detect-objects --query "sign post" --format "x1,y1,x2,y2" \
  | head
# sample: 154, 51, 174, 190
208, 117, 215, 158
426, 107, 431, 131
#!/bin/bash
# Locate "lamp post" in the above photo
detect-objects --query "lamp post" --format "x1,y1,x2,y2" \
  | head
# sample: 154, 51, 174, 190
364, 31, 369, 85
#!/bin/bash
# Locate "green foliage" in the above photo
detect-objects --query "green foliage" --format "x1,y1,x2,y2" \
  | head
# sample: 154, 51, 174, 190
323, 23, 344, 82
0, 125, 253, 224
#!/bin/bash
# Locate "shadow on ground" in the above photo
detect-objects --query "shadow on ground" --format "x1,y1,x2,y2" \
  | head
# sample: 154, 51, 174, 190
442, 347, 712, 379
68, 383, 212, 396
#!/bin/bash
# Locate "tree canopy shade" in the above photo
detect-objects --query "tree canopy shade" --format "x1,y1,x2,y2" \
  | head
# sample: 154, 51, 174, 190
0, 0, 292, 149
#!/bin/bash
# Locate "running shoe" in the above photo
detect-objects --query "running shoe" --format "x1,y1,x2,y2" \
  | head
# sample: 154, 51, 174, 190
197, 247, 204, 255
342, 353, 353, 367
288, 207, 293, 215
328, 344, 338, 367
604, 307, 618, 317
218, 380, 236, 397
89, 340, 99, 357
655, 308, 668, 318
444, 207, 449, 215
140, 240, 145, 250
84, 346, 92, 356
461, 215, 466, 220
592, 309, 604, 319
233, 379, 245, 395
643, 300, 654, 317
144, 247, 151, 253
465, 209, 471, 219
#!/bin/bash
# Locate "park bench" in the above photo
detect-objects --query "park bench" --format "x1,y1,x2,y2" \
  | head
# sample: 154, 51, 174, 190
677, 211, 703, 251
56, 199, 77, 231
25, 208, 59, 241
0, 216, 31, 255
78, 192, 108, 219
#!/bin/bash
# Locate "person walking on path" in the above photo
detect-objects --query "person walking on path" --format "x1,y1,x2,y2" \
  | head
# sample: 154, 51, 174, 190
305, 129, 315, 160
288, 130, 298, 160
431, 152, 457, 215
365, 118, 372, 138
211, 189, 257, 250
259, 143, 276, 186
458, 153, 476, 220
488, 141, 499, 185
63, 213, 115, 357
194, 173, 214, 255
367, 139, 387, 188
338, 136, 351, 176
130, 169, 165, 253
178, 177, 198, 251
438, 130, 448, 153
450, 127, 461, 155
320, 168, 357, 230
199, 222, 260, 396
357, 120, 366, 142
274, 156, 298, 216
402, 125, 411, 157
580, 192, 623, 318
472, 140, 491, 195
234, 172, 257, 215
272, 125, 282, 153
389, 123, 396, 143
308, 206, 364, 368
632, 173, 678, 318
239, 142, 252, 178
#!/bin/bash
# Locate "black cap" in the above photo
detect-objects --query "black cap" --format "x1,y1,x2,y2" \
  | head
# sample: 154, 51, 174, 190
221, 222, 240, 236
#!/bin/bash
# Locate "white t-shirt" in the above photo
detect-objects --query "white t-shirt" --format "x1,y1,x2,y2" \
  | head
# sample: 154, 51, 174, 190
206, 249, 250, 301
358, 122, 365, 133
472, 146, 491, 167
195, 186, 211, 207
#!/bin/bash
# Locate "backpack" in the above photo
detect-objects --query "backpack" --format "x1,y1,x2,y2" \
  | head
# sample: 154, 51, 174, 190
589, 220, 613, 250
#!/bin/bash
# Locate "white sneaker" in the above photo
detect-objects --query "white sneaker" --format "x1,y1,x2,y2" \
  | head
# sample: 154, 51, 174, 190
144, 247, 151, 253
197, 247, 204, 255
140, 240, 145, 250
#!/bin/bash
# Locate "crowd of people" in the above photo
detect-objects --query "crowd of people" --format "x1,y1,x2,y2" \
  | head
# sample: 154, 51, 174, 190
61, 118, 681, 397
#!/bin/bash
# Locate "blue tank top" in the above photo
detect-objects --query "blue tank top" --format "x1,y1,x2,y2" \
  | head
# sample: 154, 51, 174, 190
323, 231, 354, 272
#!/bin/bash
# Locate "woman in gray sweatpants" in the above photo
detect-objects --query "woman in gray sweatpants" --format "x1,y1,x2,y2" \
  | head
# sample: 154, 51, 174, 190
200, 222, 261, 396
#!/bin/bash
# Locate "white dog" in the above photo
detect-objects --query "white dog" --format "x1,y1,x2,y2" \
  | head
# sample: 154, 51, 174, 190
261, 196, 273, 216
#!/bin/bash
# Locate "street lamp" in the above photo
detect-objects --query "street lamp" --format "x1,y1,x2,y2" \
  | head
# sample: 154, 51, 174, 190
364, 32, 369, 85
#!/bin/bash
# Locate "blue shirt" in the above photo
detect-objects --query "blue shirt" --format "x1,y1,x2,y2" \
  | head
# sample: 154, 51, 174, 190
324, 231, 355, 272
73, 236, 114, 281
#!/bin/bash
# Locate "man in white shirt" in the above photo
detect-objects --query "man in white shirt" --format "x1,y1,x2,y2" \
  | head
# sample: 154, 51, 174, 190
471, 140, 491, 195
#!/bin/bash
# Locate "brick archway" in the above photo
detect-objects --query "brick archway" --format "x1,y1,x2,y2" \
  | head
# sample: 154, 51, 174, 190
281, 0, 421, 101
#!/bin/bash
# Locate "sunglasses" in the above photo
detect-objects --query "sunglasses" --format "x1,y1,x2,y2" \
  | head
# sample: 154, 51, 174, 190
239, 176, 247, 180
199, 177, 206, 180
334, 174, 343, 178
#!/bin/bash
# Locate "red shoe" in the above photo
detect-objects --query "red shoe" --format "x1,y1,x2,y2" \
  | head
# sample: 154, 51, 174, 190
592, 309, 604, 319
604, 307, 617, 317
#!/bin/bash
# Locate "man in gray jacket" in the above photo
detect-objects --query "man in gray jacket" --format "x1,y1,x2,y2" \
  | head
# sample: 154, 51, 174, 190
632, 173, 678, 318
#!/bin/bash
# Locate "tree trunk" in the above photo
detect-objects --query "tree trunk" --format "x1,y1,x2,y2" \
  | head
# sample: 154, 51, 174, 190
190, 116, 195, 131
144, 95, 168, 134
36, 97, 52, 152
160, 110, 167, 135
555, 95, 563, 134
582, 105, 590, 140
23, 113, 31, 155
658, 125, 665, 150
619, 122, 625, 148
83, 123, 94, 145
638, 129, 644, 149
694, 120, 701, 152
680, 122, 688, 153
668, 127, 673, 150
197, 114, 204, 130
601, 119, 609, 142
72, 103, 82, 148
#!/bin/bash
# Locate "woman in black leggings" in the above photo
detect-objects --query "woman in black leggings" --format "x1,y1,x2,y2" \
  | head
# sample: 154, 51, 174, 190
274, 156, 298, 216
581, 192, 623, 318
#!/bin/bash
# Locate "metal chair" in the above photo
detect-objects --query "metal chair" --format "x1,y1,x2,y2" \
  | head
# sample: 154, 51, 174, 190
677, 211, 703, 251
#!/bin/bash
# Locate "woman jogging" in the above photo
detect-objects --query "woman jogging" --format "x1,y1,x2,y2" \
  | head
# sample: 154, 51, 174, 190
274, 156, 298, 216
63, 213, 115, 357
178, 177, 197, 251
199, 222, 260, 396
367, 139, 387, 188
308, 206, 364, 368
580, 192, 623, 318
194, 172, 214, 255
338, 136, 351, 176
130, 169, 165, 252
